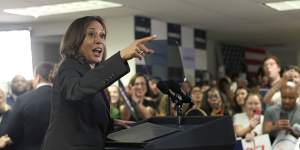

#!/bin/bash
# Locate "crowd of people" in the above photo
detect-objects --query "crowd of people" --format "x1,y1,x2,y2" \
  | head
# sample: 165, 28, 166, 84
102, 55, 300, 148
0, 15, 298, 149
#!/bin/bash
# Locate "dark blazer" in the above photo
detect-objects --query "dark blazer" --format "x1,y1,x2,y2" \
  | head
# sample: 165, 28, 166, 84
4, 85, 52, 150
42, 52, 129, 150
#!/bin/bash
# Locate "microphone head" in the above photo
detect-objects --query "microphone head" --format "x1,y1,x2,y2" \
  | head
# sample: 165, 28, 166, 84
167, 80, 182, 93
253, 109, 261, 115
167, 80, 192, 103
157, 81, 169, 94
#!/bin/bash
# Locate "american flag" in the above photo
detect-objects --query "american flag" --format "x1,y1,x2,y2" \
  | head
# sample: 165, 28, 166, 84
221, 45, 266, 76
221, 44, 245, 75
245, 48, 266, 75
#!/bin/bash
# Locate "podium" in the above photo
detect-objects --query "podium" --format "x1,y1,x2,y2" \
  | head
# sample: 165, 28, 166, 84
105, 116, 236, 150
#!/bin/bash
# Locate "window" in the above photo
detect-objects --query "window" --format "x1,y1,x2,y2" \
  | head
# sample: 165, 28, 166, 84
0, 30, 33, 82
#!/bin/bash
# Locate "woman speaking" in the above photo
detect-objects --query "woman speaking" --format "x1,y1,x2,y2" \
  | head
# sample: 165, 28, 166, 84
41, 16, 156, 150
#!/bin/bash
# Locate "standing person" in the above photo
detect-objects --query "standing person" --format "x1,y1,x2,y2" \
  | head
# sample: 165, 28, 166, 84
263, 80, 300, 140
262, 56, 281, 105
0, 88, 11, 135
263, 56, 281, 87
1, 62, 54, 150
6, 75, 28, 106
41, 16, 156, 150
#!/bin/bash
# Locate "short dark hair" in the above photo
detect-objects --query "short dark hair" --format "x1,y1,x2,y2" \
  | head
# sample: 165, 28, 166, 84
60, 16, 107, 61
263, 55, 281, 67
35, 62, 55, 82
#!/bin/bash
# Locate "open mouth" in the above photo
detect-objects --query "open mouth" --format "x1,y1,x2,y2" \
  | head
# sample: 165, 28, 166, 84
92, 47, 103, 54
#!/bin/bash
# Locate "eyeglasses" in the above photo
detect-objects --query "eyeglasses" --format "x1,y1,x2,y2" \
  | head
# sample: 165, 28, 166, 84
208, 94, 220, 99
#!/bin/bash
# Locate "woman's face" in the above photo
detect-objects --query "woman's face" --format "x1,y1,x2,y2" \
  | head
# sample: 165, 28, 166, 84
108, 86, 120, 104
79, 20, 106, 65
207, 89, 222, 109
191, 87, 203, 104
245, 95, 261, 116
235, 88, 248, 106
132, 76, 147, 98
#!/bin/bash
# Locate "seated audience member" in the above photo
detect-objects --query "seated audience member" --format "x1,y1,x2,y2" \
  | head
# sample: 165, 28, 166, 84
263, 80, 300, 140
234, 93, 264, 140
218, 77, 235, 115
232, 87, 248, 114
158, 97, 177, 116
148, 77, 168, 114
202, 87, 230, 116
107, 85, 124, 120
185, 86, 207, 116
121, 74, 156, 121
0, 88, 11, 135
1, 62, 54, 150
263, 65, 300, 106
6, 75, 29, 106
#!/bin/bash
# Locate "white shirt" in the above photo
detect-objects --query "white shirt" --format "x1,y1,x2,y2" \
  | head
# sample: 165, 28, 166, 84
36, 82, 52, 89
233, 112, 264, 135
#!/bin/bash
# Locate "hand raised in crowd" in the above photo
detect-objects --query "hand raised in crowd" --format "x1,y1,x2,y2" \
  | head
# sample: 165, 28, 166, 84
120, 35, 157, 60
249, 117, 260, 129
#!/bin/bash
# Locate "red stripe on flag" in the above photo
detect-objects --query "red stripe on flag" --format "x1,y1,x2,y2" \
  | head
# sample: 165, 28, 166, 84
245, 47, 266, 74
245, 59, 263, 65
245, 48, 266, 54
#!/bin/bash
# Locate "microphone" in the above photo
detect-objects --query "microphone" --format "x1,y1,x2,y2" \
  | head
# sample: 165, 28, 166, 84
157, 80, 192, 104
167, 80, 191, 103
157, 81, 169, 95
157, 81, 178, 101
253, 109, 261, 122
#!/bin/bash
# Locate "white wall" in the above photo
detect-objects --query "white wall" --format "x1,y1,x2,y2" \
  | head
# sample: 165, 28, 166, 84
263, 46, 300, 67
0, 15, 217, 85
105, 16, 135, 85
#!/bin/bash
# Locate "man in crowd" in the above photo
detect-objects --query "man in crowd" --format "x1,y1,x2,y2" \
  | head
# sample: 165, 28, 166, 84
6, 75, 29, 106
263, 80, 300, 141
2, 62, 54, 150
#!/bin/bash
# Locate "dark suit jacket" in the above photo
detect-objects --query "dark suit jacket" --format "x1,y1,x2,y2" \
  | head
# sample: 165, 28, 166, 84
4, 85, 52, 150
42, 52, 129, 150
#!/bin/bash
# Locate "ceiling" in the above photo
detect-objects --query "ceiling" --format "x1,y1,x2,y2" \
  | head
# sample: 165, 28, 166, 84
1, 0, 300, 47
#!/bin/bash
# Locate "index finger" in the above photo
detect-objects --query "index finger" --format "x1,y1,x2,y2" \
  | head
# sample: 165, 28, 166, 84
137, 35, 157, 43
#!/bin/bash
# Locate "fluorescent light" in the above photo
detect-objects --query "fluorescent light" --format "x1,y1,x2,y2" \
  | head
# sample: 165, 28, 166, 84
265, 0, 300, 11
3, 0, 122, 18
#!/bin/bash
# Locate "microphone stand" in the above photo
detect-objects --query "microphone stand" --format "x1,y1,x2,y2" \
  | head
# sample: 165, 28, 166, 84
169, 93, 184, 128
176, 102, 183, 128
